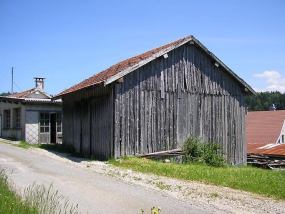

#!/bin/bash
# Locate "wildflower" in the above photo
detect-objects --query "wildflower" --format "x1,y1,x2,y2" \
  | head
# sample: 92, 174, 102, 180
158, 207, 161, 211
152, 210, 159, 214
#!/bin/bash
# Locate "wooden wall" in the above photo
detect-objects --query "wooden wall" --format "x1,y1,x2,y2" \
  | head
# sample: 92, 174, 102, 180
62, 43, 247, 165
62, 87, 113, 160
113, 44, 247, 165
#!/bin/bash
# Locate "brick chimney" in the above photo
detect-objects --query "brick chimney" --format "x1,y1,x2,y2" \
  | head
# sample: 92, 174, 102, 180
34, 77, 45, 91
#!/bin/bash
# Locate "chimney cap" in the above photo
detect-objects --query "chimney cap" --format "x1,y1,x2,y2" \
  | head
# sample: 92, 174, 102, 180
34, 77, 45, 91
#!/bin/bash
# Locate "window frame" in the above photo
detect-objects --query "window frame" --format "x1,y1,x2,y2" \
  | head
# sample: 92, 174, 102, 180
56, 113, 62, 133
14, 108, 21, 128
4, 109, 11, 128
40, 112, 50, 133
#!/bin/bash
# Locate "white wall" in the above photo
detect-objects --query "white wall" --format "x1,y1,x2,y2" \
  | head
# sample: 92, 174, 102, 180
0, 101, 25, 140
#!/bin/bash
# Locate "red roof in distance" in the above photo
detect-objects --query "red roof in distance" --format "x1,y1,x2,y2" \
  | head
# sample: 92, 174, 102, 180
246, 110, 285, 155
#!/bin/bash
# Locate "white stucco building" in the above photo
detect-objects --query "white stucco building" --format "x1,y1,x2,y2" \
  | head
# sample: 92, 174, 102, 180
0, 78, 62, 144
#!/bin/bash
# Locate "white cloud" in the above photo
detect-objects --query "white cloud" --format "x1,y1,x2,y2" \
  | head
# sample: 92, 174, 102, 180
253, 71, 285, 93
254, 71, 280, 78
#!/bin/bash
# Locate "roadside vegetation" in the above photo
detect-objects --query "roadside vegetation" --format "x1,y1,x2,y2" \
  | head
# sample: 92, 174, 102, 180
0, 168, 79, 214
14, 140, 66, 152
182, 134, 226, 167
109, 135, 285, 200
0, 168, 34, 213
108, 156, 285, 199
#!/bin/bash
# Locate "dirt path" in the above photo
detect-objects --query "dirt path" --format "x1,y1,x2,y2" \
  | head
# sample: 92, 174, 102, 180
0, 141, 285, 214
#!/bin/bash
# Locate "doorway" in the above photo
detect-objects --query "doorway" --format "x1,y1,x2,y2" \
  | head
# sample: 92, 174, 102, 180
50, 113, 56, 143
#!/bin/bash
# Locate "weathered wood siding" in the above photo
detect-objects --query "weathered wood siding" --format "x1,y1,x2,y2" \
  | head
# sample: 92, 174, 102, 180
63, 86, 113, 160
114, 44, 246, 165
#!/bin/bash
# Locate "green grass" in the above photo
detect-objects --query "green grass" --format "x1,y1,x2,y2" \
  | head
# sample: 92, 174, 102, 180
0, 168, 35, 213
13, 141, 64, 152
108, 157, 285, 200
14, 141, 40, 149
0, 168, 79, 214
13, 141, 87, 159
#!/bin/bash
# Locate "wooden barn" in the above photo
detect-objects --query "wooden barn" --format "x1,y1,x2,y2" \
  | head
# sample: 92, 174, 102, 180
54, 35, 255, 165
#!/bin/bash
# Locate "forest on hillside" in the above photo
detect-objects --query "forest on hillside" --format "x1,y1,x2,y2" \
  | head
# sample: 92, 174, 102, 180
245, 91, 285, 111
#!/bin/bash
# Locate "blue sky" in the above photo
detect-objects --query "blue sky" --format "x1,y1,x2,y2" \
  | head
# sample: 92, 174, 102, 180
1, 0, 285, 95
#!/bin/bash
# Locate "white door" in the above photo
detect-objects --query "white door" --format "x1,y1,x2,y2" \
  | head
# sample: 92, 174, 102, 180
0, 115, 2, 137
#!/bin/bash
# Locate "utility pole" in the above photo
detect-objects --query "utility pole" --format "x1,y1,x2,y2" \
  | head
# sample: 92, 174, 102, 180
11, 67, 14, 94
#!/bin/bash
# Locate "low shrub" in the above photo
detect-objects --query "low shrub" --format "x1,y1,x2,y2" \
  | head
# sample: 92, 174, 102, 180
182, 134, 226, 167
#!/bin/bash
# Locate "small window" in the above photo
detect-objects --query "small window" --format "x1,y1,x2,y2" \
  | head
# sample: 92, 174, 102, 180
40, 113, 49, 133
14, 108, 21, 128
57, 113, 62, 132
4, 109, 11, 128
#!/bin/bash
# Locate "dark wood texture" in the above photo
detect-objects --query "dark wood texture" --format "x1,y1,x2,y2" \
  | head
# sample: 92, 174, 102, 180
62, 43, 247, 165
113, 44, 246, 165
62, 87, 113, 160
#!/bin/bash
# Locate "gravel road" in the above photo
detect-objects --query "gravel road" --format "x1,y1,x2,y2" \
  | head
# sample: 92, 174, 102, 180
0, 141, 285, 214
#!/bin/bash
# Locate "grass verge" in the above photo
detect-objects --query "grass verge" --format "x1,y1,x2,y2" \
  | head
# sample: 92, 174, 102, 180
13, 141, 85, 158
108, 157, 285, 200
0, 168, 35, 213
0, 167, 79, 214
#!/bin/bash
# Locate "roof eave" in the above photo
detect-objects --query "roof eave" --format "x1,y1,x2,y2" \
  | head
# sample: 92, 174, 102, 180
191, 37, 256, 95
52, 82, 105, 100
0, 96, 25, 103
0, 96, 61, 104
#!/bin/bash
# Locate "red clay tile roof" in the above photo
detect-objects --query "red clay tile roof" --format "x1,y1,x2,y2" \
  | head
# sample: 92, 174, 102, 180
55, 36, 190, 97
246, 110, 285, 155
247, 143, 285, 156
7, 88, 36, 98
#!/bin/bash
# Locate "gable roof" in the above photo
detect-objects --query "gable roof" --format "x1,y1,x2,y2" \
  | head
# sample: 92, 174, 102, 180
0, 88, 61, 104
7, 88, 36, 98
54, 35, 255, 98
246, 110, 285, 155
7, 88, 52, 99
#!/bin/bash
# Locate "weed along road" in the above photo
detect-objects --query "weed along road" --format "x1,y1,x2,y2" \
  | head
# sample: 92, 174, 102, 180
0, 143, 213, 214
